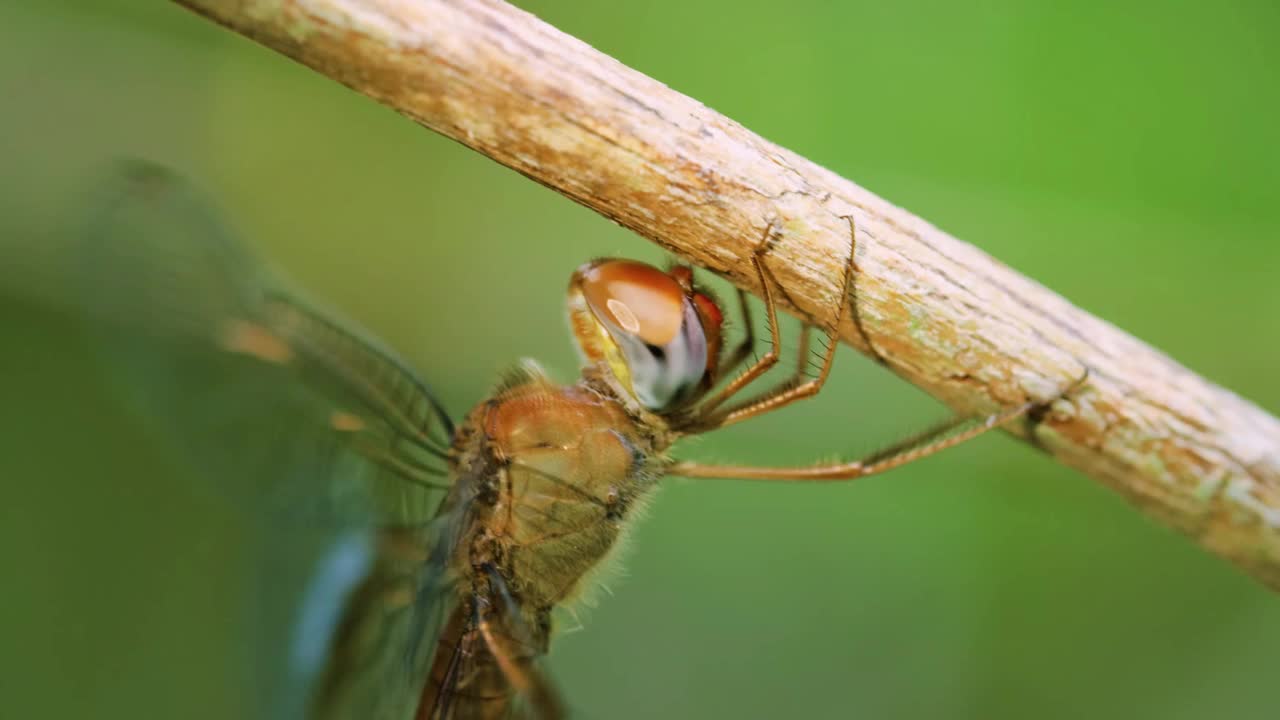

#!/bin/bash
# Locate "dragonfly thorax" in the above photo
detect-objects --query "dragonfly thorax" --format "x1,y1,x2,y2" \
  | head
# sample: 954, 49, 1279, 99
449, 366, 670, 612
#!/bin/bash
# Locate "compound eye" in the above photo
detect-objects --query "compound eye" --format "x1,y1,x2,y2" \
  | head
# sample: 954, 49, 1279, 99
579, 260, 685, 346
574, 259, 711, 410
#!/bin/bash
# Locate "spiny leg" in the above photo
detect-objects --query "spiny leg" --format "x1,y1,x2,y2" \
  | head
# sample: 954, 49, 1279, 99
478, 567, 565, 719
690, 215, 859, 432
840, 214, 890, 368
669, 369, 1091, 481
670, 399, 1037, 481
714, 262, 818, 384
689, 225, 787, 418
476, 619, 563, 718
712, 287, 756, 382
696, 322, 817, 430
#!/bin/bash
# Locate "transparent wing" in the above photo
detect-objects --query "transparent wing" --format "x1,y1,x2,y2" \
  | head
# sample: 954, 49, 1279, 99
75, 161, 469, 720
79, 161, 454, 527
304, 511, 473, 720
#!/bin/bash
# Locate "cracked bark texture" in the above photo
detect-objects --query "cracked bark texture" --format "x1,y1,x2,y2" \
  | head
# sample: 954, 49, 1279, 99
173, 0, 1280, 589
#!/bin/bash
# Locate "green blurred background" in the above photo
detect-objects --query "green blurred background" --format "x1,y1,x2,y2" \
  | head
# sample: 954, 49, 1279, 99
2, 1, 1278, 718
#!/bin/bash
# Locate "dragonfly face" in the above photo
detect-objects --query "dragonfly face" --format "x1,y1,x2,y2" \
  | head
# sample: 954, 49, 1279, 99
81, 163, 1081, 720
568, 259, 725, 411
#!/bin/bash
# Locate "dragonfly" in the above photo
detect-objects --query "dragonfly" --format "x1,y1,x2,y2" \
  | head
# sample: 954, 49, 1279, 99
78, 162, 1080, 719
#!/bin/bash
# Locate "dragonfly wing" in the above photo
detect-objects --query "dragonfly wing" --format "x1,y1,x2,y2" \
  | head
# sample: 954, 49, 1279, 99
78, 161, 454, 527
75, 162, 468, 719
307, 521, 467, 720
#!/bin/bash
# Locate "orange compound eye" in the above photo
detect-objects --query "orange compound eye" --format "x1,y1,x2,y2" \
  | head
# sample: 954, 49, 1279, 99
579, 260, 685, 346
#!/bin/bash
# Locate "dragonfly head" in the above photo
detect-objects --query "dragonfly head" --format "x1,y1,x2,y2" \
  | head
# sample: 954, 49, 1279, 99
568, 259, 724, 412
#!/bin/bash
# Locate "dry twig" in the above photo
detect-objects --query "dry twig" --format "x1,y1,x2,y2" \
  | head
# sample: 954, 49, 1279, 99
172, 0, 1280, 589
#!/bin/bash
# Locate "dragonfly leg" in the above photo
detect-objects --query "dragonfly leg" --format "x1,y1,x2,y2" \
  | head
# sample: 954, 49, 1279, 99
670, 399, 1038, 481
712, 286, 756, 382
476, 618, 564, 718
690, 223, 786, 418
669, 367, 1090, 481
687, 214, 858, 432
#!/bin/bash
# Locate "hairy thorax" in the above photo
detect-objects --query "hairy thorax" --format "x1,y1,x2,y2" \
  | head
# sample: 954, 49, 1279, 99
450, 367, 669, 613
